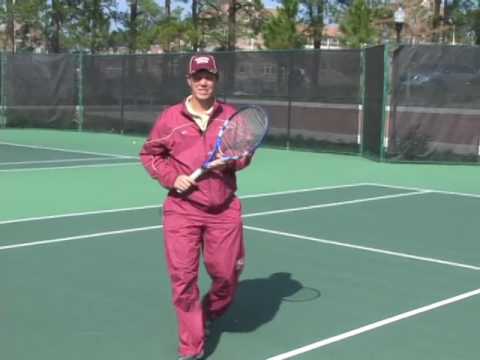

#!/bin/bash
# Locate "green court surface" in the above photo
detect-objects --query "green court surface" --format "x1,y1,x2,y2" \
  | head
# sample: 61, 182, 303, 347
1, 129, 479, 360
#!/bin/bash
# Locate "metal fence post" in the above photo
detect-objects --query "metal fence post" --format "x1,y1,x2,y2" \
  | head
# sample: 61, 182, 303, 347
380, 44, 391, 161
286, 51, 293, 150
359, 45, 366, 155
120, 56, 126, 134
0, 53, 7, 128
76, 52, 85, 131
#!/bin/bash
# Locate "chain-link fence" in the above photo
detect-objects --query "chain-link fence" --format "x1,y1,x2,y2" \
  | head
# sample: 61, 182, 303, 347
1, 50, 362, 155
387, 45, 480, 163
1, 46, 479, 164
3, 54, 77, 130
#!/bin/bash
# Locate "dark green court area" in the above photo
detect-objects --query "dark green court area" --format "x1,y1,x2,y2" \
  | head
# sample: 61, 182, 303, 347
2, 184, 479, 360
0, 141, 137, 170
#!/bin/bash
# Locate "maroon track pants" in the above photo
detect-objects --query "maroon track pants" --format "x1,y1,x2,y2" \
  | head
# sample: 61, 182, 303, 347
163, 196, 245, 357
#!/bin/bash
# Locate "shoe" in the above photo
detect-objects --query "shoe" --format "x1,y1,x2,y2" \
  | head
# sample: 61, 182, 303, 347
177, 352, 204, 360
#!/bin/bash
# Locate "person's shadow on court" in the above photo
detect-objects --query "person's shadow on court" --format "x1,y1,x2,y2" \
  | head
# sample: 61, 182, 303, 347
203, 272, 315, 358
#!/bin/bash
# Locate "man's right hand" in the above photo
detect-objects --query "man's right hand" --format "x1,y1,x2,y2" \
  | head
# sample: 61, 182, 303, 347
174, 175, 197, 193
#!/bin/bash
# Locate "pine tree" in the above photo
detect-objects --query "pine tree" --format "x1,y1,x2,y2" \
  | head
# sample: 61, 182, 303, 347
339, 0, 377, 48
263, 0, 306, 49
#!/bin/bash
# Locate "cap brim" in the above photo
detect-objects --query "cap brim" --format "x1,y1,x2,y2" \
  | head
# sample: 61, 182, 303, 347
189, 69, 218, 75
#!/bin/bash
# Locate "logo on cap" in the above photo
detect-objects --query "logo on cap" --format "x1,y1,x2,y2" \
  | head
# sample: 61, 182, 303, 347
188, 55, 218, 75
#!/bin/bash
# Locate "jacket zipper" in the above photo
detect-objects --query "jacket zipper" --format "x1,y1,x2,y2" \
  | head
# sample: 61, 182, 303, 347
185, 105, 221, 208
201, 128, 213, 208
203, 108, 222, 208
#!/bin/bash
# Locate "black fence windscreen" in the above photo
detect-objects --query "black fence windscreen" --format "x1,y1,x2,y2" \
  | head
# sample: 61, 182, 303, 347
288, 50, 361, 153
5, 54, 77, 129
2, 47, 479, 165
388, 45, 480, 163
218, 50, 361, 153
6, 51, 361, 154
0, 55, 3, 128
214, 51, 291, 149
362, 45, 385, 159
83, 54, 191, 134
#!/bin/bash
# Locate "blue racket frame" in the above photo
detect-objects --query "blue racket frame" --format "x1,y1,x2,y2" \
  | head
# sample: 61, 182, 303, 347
189, 105, 269, 180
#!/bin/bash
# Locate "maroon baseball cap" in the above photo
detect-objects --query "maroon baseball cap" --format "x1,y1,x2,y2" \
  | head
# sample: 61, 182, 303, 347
188, 54, 218, 75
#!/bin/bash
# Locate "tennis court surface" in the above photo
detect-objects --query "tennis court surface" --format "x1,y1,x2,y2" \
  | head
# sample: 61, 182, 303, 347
1, 130, 479, 360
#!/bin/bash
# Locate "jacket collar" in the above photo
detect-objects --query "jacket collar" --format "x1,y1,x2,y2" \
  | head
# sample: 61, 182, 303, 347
181, 98, 223, 120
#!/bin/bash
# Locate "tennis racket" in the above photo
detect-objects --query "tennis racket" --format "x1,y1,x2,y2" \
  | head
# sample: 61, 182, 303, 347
189, 105, 269, 181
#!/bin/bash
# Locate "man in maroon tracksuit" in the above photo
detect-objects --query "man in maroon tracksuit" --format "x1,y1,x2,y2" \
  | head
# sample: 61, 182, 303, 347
140, 54, 252, 360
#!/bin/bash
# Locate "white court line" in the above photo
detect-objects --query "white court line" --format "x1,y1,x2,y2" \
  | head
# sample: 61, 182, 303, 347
243, 190, 430, 218
0, 161, 138, 173
239, 183, 374, 199
365, 182, 480, 199
0, 226, 162, 251
0, 183, 372, 225
0, 141, 136, 159
0, 187, 426, 251
265, 287, 480, 360
0, 157, 120, 166
0, 204, 165, 225
3, 189, 476, 272
2, 180, 477, 358
244, 225, 480, 271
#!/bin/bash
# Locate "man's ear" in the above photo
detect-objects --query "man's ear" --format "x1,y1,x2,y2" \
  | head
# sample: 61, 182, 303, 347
186, 76, 192, 87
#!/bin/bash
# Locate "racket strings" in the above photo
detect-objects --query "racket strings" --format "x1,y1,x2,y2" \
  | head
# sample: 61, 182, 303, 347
220, 109, 268, 157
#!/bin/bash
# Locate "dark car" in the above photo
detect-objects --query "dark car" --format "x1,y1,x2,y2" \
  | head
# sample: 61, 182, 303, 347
398, 64, 480, 106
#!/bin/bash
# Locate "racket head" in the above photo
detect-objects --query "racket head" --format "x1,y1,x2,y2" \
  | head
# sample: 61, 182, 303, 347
217, 105, 269, 160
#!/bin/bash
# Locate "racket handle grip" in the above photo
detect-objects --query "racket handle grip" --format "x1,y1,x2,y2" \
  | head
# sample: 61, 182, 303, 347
189, 168, 204, 181
175, 168, 204, 194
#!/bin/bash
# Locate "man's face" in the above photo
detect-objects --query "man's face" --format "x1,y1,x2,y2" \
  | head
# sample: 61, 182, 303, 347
187, 70, 218, 101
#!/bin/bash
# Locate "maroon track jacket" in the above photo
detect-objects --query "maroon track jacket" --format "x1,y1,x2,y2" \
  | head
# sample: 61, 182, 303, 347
140, 100, 251, 209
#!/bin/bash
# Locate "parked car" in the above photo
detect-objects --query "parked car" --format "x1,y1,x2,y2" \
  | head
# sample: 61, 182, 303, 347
398, 64, 480, 106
